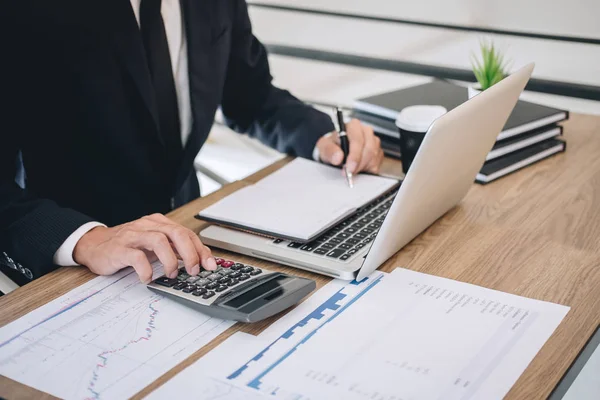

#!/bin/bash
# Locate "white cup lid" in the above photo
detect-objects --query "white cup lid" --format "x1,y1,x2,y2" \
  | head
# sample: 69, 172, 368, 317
395, 105, 447, 133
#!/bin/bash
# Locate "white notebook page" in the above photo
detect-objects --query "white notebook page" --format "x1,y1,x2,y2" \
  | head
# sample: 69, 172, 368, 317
198, 158, 398, 241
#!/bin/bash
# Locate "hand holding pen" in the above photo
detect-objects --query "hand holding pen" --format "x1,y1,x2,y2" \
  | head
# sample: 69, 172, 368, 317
313, 107, 385, 181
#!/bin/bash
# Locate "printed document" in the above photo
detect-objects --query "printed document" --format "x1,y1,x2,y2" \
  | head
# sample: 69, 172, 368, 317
148, 268, 569, 400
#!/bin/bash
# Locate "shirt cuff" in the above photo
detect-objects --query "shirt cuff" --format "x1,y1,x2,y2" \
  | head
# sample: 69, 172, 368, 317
312, 131, 335, 162
53, 222, 106, 266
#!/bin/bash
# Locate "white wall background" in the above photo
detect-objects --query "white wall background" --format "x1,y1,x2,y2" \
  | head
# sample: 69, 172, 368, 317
250, 0, 600, 39
248, 0, 600, 87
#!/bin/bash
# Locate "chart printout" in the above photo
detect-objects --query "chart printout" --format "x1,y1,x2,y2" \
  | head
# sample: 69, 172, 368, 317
0, 263, 234, 399
148, 268, 569, 400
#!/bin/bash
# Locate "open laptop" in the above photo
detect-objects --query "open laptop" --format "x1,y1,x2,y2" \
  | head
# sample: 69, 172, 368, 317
200, 64, 534, 281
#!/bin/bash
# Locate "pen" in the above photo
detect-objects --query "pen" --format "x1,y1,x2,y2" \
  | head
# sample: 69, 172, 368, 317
336, 107, 354, 188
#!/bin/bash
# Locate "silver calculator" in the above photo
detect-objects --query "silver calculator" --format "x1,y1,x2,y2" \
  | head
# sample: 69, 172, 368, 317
147, 258, 316, 323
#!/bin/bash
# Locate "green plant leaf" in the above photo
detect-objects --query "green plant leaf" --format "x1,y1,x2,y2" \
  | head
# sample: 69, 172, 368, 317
471, 55, 485, 88
472, 40, 508, 90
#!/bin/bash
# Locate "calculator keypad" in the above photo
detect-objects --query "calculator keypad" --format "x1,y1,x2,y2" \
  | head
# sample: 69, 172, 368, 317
152, 258, 266, 304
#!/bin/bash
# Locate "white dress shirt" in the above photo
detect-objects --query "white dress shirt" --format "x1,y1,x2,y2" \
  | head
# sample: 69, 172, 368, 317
54, 0, 325, 267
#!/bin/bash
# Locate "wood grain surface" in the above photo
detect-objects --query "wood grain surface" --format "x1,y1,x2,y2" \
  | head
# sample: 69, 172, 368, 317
1, 113, 599, 400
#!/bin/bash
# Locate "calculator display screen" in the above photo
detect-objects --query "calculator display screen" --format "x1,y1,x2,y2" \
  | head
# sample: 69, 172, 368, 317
224, 275, 291, 309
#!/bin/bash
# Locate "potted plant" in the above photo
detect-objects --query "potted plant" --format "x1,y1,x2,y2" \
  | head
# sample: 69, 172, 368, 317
469, 41, 509, 99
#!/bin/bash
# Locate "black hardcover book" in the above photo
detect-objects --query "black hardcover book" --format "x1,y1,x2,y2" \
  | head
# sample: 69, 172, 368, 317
476, 138, 566, 184
354, 81, 569, 141
487, 125, 563, 161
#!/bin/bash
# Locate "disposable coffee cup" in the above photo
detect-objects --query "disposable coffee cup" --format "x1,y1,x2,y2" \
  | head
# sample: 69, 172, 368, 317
395, 105, 447, 174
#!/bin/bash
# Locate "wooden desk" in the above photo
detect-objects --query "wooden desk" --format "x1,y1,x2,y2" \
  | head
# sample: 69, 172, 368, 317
2, 113, 600, 400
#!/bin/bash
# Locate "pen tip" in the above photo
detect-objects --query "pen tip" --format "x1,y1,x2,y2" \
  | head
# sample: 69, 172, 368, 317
344, 168, 354, 189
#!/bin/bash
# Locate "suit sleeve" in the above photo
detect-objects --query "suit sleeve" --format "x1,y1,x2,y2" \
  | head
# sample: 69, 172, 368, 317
0, 139, 95, 281
0, 5, 95, 281
220, 0, 335, 159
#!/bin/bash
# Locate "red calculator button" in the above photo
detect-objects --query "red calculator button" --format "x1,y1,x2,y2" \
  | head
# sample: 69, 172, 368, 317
221, 261, 234, 268
215, 258, 224, 265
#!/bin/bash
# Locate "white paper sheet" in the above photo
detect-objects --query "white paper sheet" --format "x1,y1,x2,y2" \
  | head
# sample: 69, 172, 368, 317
198, 158, 398, 241
0, 263, 234, 400
148, 268, 569, 400
148, 333, 271, 400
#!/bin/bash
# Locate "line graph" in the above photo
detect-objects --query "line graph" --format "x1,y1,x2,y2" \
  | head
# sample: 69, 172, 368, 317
0, 263, 234, 400
86, 297, 161, 399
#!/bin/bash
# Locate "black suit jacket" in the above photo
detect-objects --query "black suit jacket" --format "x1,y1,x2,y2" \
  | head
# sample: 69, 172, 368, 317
0, 0, 334, 282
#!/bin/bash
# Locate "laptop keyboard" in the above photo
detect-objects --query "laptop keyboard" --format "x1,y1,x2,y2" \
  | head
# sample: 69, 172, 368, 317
272, 189, 398, 262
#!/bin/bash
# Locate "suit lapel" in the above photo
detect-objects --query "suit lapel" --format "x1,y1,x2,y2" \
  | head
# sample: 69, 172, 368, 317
110, 0, 162, 142
181, 0, 214, 146
180, 0, 214, 50
176, 0, 217, 189
180, 0, 216, 156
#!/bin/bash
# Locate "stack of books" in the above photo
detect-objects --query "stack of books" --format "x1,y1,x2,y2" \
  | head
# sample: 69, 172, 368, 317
351, 80, 568, 184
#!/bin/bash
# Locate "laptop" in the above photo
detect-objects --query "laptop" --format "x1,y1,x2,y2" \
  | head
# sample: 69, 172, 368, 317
200, 64, 534, 281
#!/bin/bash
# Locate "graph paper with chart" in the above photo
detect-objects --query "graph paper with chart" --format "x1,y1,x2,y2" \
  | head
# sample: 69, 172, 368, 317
0, 262, 234, 400
149, 268, 569, 400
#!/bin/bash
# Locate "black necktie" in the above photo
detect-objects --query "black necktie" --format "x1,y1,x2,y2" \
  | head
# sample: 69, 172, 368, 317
140, 0, 182, 165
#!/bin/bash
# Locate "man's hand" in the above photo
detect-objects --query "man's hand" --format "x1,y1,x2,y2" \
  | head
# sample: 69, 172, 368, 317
73, 213, 216, 283
316, 119, 384, 175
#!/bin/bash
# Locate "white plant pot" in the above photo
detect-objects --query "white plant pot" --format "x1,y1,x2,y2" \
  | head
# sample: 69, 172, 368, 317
468, 82, 526, 100
468, 84, 482, 99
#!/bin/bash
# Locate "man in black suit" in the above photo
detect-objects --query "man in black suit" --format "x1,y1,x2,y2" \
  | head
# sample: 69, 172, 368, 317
0, 0, 383, 285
